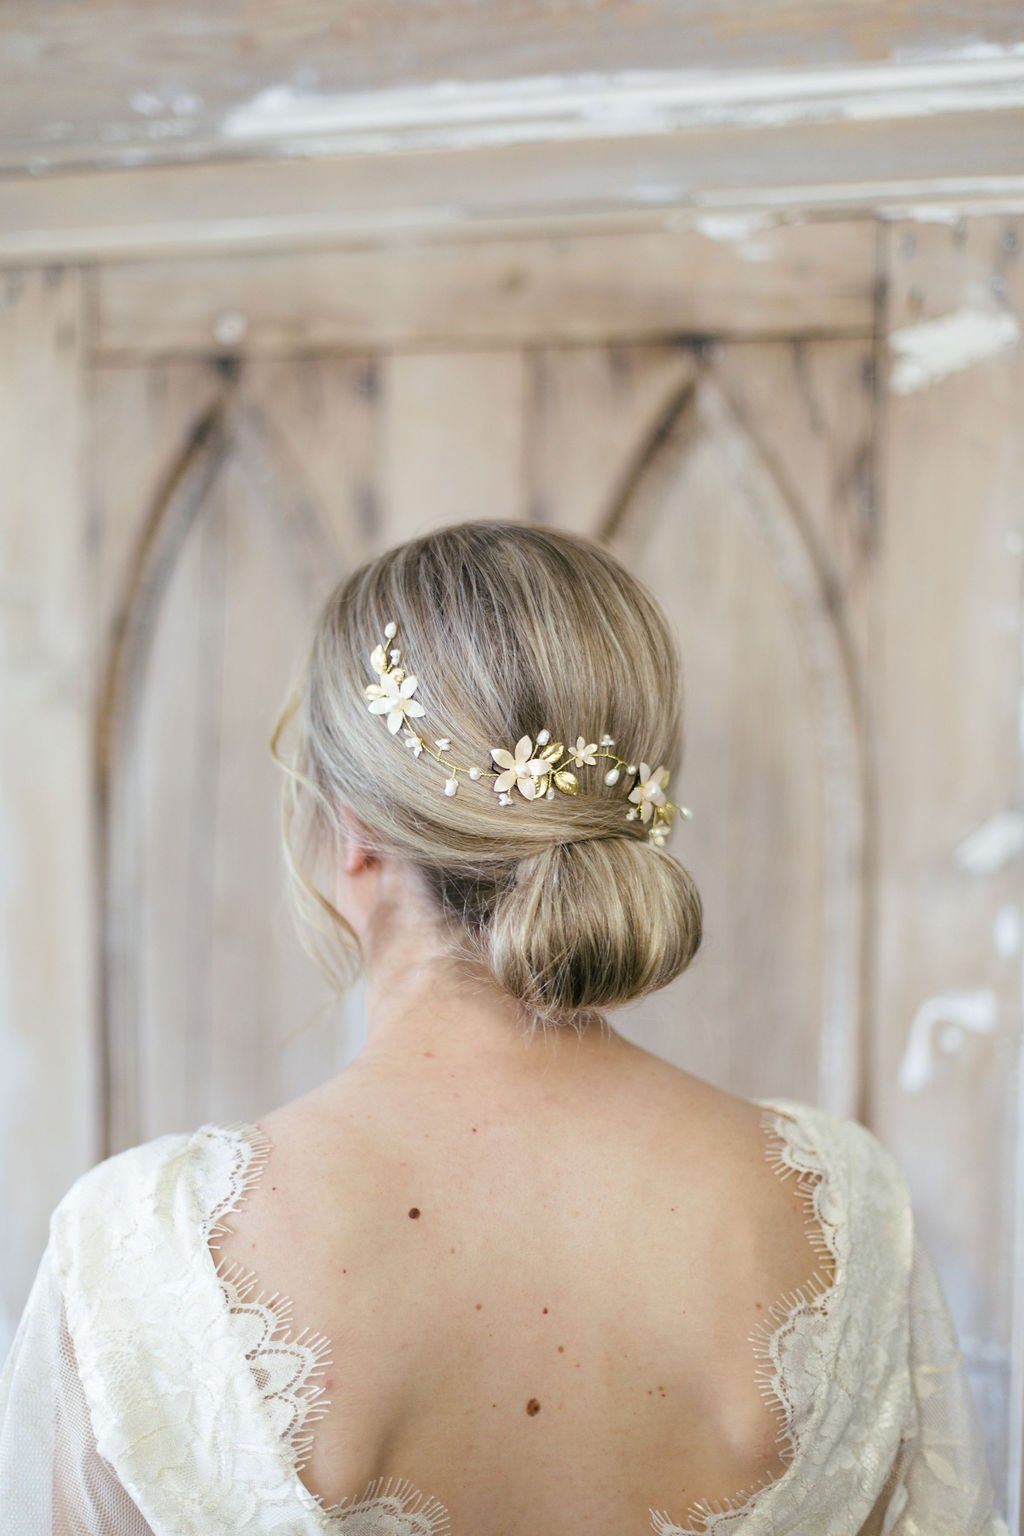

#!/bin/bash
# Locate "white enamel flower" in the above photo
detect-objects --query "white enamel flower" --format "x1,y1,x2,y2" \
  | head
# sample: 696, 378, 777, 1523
628, 763, 670, 824
490, 735, 549, 799
572, 736, 598, 766
403, 731, 424, 757
367, 670, 427, 734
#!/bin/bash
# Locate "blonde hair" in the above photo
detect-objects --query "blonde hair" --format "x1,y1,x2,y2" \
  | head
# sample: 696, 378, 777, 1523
270, 520, 702, 1032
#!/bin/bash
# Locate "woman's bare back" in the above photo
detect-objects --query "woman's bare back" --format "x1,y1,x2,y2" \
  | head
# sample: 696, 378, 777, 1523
214, 1042, 835, 1535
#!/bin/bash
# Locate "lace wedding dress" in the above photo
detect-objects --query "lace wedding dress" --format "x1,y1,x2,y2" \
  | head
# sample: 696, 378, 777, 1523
0, 1095, 1009, 1535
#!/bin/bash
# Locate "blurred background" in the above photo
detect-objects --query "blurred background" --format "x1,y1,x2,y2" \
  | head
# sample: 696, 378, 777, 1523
1, 3, 1022, 1527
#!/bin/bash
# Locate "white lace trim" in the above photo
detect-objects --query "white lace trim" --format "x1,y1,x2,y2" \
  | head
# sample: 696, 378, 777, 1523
200, 1121, 453, 1534
201, 1122, 335, 1476
649, 1102, 842, 1534
198, 1103, 840, 1536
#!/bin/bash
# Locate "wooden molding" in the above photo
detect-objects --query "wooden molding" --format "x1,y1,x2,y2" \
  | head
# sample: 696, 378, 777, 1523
89, 220, 878, 358
5, 4, 1024, 174
1, 54, 1023, 264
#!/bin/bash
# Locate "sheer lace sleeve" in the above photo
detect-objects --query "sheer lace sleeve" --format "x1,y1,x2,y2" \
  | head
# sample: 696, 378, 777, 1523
882, 1226, 1009, 1536
0, 1238, 155, 1536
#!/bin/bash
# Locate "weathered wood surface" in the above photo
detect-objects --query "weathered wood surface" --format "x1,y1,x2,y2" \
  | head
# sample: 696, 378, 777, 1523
0, 211, 1017, 1521
3, 2, 1024, 173
91, 222, 877, 357
873, 212, 1023, 1507
0, 269, 97, 1360
602, 355, 872, 1116
89, 358, 376, 1151
3, 107, 1023, 266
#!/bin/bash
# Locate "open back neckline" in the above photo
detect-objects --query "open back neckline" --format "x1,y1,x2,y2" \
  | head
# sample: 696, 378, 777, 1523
194, 1094, 844, 1534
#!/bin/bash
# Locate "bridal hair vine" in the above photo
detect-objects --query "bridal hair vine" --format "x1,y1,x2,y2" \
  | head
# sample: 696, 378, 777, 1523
362, 619, 693, 848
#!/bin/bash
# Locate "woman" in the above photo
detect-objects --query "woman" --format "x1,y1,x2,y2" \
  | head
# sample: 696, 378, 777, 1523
0, 520, 1007, 1534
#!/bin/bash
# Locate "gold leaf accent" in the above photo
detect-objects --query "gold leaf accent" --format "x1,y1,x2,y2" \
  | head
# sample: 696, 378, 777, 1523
552, 769, 579, 795
540, 741, 564, 763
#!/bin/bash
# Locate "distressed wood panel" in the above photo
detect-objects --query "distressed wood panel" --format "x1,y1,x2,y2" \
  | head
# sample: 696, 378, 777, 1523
4, 106, 1024, 267
0, 268, 97, 1359
882, 212, 1024, 326
522, 343, 700, 539
91, 359, 384, 1150
599, 366, 867, 1114
3, 3, 1023, 173
710, 337, 878, 666
378, 353, 527, 543
90, 223, 877, 358
873, 213, 1023, 1513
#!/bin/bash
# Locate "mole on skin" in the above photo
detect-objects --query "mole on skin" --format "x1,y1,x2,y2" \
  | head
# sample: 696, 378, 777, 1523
526, 1398, 541, 1416
408, 1207, 421, 1219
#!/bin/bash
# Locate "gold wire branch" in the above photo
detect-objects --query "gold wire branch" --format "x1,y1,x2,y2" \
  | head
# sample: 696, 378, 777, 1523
362, 619, 693, 846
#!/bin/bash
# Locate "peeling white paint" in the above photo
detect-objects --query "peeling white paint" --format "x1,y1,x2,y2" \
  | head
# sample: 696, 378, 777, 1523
695, 212, 780, 239
694, 212, 783, 261
995, 904, 1022, 957
879, 205, 965, 224
899, 987, 998, 1092
130, 92, 163, 117
629, 182, 687, 204
213, 311, 248, 347
889, 306, 1020, 394
699, 177, 1024, 211
954, 809, 1024, 874
130, 89, 202, 120
892, 39, 1024, 64
219, 58, 1024, 154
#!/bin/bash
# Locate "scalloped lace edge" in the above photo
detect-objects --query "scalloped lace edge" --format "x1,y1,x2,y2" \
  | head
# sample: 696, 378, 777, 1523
198, 1105, 840, 1536
649, 1104, 842, 1534
199, 1120, 454, 1533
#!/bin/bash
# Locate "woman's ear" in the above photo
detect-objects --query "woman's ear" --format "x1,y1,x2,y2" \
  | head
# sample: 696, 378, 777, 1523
342, 835, 374, 878
338, 808, 377, 878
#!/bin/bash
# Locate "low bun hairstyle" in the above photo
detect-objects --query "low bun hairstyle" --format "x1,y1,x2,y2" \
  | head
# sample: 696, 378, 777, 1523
271, 520, 702, 1032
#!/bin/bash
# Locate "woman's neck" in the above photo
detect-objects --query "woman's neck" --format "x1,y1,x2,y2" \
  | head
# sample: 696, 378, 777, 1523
352, 944, 639, 1084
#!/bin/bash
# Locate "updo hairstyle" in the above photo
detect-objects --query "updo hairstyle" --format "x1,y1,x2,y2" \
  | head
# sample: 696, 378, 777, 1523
270, 520, 702, 1032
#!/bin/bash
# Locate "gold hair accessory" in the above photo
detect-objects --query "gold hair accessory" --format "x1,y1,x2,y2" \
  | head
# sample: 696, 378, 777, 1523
363, 619, 693, 847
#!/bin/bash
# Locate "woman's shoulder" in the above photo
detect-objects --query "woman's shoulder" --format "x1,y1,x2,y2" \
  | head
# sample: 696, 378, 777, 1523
40, 1123, 312, 1527
666, 1065, 915, 1211
48, 1120, 264, 1274
754, 1093, 910, 1185
751, 1092, 916, 1272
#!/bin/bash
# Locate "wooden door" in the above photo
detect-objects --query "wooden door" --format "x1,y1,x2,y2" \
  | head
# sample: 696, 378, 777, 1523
1, 214, 1019, 1514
